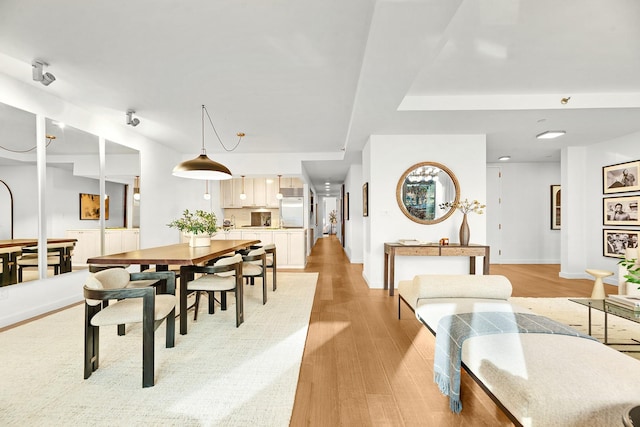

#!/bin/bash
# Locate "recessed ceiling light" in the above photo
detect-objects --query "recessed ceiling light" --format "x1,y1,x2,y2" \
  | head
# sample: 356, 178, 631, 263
536, 130, 566, 139
498, 156, 511, 161
325, 182, 330, 185
326, 193, 330, 196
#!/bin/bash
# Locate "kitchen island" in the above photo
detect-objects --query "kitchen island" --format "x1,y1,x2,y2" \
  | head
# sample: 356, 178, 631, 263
212, 228, 307, 268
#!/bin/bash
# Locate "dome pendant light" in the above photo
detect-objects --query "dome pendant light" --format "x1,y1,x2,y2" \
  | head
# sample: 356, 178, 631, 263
173, 105, 244, 180
239, 175, 247, 200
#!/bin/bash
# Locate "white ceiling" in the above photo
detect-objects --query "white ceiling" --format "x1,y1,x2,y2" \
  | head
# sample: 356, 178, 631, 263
1, 0, 640, 196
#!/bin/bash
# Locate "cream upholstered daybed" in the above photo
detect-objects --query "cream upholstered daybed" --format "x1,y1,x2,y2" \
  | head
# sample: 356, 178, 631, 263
398, 274, 640, 427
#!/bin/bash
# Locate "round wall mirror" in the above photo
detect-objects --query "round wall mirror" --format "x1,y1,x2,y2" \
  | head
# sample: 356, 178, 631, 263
396, 161, 460, 224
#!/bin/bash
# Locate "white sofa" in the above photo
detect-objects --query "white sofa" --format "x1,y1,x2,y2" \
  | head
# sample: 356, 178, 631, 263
398, 274, 640, 427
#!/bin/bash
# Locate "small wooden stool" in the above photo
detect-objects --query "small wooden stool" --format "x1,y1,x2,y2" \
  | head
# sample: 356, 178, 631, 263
585, 269, 614, 299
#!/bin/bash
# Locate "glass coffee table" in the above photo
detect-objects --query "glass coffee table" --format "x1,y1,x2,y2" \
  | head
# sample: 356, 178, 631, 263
570, 298, 640, 350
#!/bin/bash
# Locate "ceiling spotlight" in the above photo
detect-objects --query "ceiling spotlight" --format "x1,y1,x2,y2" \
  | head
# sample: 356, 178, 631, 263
498, 156, 511, 161
560, 97, 571, 105
536, 130, 566, 139
32, 59, 56, 86
126, 109, 140, 127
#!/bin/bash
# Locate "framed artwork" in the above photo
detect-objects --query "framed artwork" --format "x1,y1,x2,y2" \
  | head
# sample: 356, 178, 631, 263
344, 192, 350, 220
550, 185, 561, 230
603, 160, 640, 194
603, 229, 639, 258
603, 195, 640, 226
80, 193, 109, 220
362, 182, 369, 217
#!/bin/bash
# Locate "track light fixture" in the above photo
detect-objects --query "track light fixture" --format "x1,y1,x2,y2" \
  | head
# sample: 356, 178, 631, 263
32, 59, 56, 86
126, 109, 140, 127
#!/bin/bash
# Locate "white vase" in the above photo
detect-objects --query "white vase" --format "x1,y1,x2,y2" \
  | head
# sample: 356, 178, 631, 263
188, 233, 212, 247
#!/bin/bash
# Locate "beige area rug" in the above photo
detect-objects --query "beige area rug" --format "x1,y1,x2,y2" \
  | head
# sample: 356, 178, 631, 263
510, 297, 640, 360
0, 272, 318, 426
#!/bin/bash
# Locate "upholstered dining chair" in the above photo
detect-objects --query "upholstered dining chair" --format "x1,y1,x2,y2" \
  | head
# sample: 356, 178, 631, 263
16, 246, 62, 282
83, 268, 176, 388
184, 253, 244, 327
241, 247, 267, 304
249, 243, 277, 292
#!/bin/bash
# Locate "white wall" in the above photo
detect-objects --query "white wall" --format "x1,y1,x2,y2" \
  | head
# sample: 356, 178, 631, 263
486, 162, 561, 263
343, 164, 363, 263
563, 131, 640, 285
363, 134, 487, 289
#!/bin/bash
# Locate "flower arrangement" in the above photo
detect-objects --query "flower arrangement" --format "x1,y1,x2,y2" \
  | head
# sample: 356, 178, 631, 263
329, 209, 338, 224
167, 209, 219, 235
439, 198, 486, 215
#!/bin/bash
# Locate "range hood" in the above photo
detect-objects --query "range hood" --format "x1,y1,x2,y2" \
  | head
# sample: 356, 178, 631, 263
280, 187, 304, 197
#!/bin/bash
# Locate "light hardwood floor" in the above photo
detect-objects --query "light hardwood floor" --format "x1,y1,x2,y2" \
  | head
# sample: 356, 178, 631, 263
291, 235, 618, 426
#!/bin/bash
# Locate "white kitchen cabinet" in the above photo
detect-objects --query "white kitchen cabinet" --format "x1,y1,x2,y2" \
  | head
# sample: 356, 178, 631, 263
241, 178, 254, 206
122, 229, 140, 252
66, 228, 140, 266
222, 178, 243, 208
272, 229, 306, 268
105, 229, 123, 255
265, 179, 280, 208
252, 178, 267, 207
65, 229, 100, 266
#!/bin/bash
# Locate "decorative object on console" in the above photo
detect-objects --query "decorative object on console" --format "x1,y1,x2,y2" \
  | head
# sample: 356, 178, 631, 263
439, 198, 485, 246
439, 238, 449, 246
167, 209, 218, 247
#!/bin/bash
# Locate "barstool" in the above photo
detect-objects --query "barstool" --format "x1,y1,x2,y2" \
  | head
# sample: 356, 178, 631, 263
585, 269, 614, 299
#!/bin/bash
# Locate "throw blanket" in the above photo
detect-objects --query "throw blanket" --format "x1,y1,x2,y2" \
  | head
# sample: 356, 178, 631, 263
433, 311, 597, 413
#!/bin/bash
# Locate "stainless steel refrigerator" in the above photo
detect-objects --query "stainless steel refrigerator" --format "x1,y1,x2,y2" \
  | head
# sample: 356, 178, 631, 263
279, 197, 304, 228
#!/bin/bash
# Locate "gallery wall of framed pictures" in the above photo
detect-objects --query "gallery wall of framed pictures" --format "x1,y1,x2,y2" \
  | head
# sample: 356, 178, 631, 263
602, 160, 640, 258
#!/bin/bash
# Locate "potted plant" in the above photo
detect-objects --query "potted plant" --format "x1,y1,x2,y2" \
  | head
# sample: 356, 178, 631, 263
329, 209, 337, 234
168, 209, 218, 247
619, 256, 640, 291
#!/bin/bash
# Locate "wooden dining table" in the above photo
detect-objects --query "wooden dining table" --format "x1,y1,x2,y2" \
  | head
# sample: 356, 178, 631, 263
87, 239, 260, 335
0, 238, 77, 286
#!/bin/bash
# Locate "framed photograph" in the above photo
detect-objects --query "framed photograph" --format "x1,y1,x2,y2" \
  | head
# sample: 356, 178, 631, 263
603, 229, 639, 258
603, 160, 640, 194
550, 185, 561, 230
603, 195, 640, 226
362, 182, 369, 217
344, 192, 350, 220
80, 193, 109, 220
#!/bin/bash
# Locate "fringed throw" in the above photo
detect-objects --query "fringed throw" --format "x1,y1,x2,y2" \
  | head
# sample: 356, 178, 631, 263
433, 311, 596, 414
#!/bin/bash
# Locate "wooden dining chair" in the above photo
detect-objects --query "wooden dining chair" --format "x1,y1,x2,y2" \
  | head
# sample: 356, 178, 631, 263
83, 268, 176, 388
184, 254, 244, 327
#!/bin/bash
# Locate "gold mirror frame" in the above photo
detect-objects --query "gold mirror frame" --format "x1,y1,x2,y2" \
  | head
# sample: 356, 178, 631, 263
396, 161, 460, 225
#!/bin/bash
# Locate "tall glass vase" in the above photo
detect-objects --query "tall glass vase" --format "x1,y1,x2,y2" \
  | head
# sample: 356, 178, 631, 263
459, 213, 470, 246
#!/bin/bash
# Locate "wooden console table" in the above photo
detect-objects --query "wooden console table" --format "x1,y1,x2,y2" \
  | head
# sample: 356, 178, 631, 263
383, 242, 490, 296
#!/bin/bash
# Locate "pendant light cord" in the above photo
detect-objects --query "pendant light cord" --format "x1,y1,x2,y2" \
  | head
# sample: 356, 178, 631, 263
0, 136, 55, 153
203, 105, 243, 152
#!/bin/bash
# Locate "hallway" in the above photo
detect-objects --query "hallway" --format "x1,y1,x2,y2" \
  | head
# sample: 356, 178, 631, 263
290, 235, 512, 426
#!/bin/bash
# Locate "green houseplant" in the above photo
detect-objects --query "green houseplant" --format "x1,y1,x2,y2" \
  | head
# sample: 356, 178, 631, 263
619, 257, 640, 291
168, 209, 218, 246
